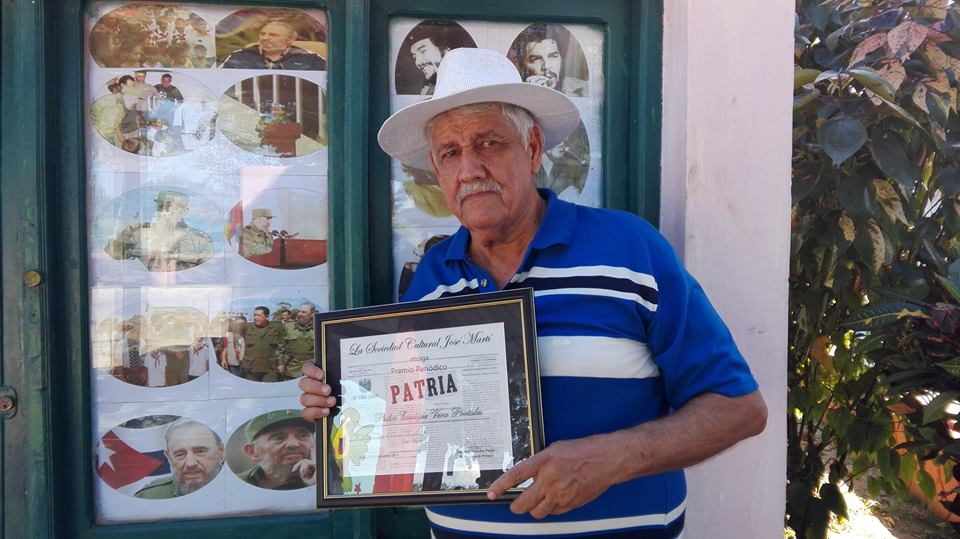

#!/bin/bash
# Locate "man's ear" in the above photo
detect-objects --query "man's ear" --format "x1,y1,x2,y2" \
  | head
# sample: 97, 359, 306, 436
527, 124, 544, 174
243, 443, 258, 460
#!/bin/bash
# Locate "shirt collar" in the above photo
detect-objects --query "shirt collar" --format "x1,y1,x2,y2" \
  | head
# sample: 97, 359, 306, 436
443, 188, 577, 263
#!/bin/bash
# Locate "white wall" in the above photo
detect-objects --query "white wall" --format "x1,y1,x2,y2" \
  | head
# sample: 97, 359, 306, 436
660, 1, 793, 537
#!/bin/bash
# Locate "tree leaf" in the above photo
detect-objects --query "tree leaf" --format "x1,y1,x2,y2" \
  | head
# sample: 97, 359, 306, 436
913, 82, 931, 113
870, 138, 920, 188
838, 212, 856, 244
818, 117, 868, 166
869, 8, 905, 32
871, 179, 910, 225
814, 70, 840, 84
933, 168, 960, 195
950, 259, 960, 281
839, 176, 878, 220
874, 93, 924, 129
867, 476, 883, 497
921, 390, 960, 425
919, 0, 949, 21
795, 88, 822, 113
887, 20, 931, 60
795, 68, 823, 89
916, 469, 937, 501
850, 67, 896, 101
841, 303, 929, 330
935, 357, 960, 377
900, 452, 919, 483
926, 87, 951, 126
811, 336, 834, 372
849, 32, 889, 67
875, 58, 908, 96
936, 274, 960, 303
854, 219, 886, 273
802, 0, 832, 31
819, 482, 849, 520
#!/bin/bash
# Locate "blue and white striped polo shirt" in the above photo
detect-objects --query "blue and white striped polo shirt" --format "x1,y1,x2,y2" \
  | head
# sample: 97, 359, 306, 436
402, 189, 759, 538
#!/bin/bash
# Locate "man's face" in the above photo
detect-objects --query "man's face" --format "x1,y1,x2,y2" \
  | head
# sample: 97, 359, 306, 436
134, 72, 146, 84
245, 424, 313, 482
522, 39, 563, 89
259, 23, 296, 55
429, 107, 543, 234
253, 309, 269, 328
160, 200, 189, 222
296, 305, 315, 327
165, 424, 224, 495
252, 215, 272, 232
410, 38, 445, 82
160, 76, 172, 87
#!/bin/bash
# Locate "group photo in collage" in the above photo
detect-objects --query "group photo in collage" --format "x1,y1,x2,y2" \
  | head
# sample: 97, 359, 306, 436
389, 19, 605, 301
85, 2, 328, 522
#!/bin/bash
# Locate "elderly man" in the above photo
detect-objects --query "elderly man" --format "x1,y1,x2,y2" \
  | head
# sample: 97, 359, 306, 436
104, 190, 214, 272
221, 20, 326, 70
135, 418, 224, 499
278, 302, 316, 381
241, 208, 275, 258
239, 410, 315, 490
301, 48, 766, 538
509, 24, 588, 98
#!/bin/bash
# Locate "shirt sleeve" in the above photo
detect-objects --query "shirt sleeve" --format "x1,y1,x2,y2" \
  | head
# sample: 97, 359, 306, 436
645, 235, 759, 410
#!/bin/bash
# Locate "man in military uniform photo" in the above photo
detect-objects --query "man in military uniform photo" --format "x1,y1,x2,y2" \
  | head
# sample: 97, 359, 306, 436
240, 306, 284, 382
278, 302, 316, 381
135, 418, 225, 499
104, 190, 215, 272
221, 20, 326, 70
238, 410, 315, 490
241, 208, 275, 258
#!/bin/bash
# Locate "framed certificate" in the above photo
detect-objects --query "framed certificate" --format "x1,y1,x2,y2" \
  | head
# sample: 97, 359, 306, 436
315, 288, 543, 508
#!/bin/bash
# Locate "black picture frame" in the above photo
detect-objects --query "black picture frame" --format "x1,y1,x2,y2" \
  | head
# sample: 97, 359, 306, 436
314, 288, 543, 508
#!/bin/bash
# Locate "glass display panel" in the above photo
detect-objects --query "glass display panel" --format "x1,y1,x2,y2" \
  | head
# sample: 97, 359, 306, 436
85, 2, 328, 523
388, 18, 605, 300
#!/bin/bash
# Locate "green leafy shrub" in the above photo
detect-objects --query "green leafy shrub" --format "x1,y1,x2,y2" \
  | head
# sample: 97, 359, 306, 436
791, 0, 960, 536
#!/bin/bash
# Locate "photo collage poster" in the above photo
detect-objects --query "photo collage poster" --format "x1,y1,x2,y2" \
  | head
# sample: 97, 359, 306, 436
389, 18, 605, 300
85, 2, 328, 522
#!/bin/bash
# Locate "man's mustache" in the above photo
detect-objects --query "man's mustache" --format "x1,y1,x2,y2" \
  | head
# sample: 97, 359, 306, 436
456, 180, 502, 204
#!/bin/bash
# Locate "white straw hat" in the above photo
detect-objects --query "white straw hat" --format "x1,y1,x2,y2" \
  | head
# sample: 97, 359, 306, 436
378, 47, 581, 171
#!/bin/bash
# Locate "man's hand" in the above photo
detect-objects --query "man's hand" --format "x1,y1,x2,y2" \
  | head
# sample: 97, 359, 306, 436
487, 391, 767, 520
487, 437, 623, 519
299, 362, 336, 421
293, 458, 317, 486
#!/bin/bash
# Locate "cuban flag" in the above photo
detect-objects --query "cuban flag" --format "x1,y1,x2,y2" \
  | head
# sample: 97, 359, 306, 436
96, 422, 170, 494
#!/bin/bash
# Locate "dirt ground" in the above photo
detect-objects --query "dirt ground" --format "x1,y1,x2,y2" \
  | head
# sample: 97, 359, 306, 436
785, 472, 957, 538
827, 479, 956, 538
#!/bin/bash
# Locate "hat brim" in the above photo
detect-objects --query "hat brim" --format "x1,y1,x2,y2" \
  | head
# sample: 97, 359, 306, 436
377, 82, 580, 171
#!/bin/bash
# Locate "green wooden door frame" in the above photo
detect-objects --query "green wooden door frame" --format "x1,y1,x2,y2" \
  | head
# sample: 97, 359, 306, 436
0, 0, 660, 537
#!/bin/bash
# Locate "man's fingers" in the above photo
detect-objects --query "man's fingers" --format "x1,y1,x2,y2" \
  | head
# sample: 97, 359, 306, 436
302, 362, 325, 380
299, 376, 331, 396
508, 483, 545, 515
487, 457, 537, 500
527, 497, 556, 520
